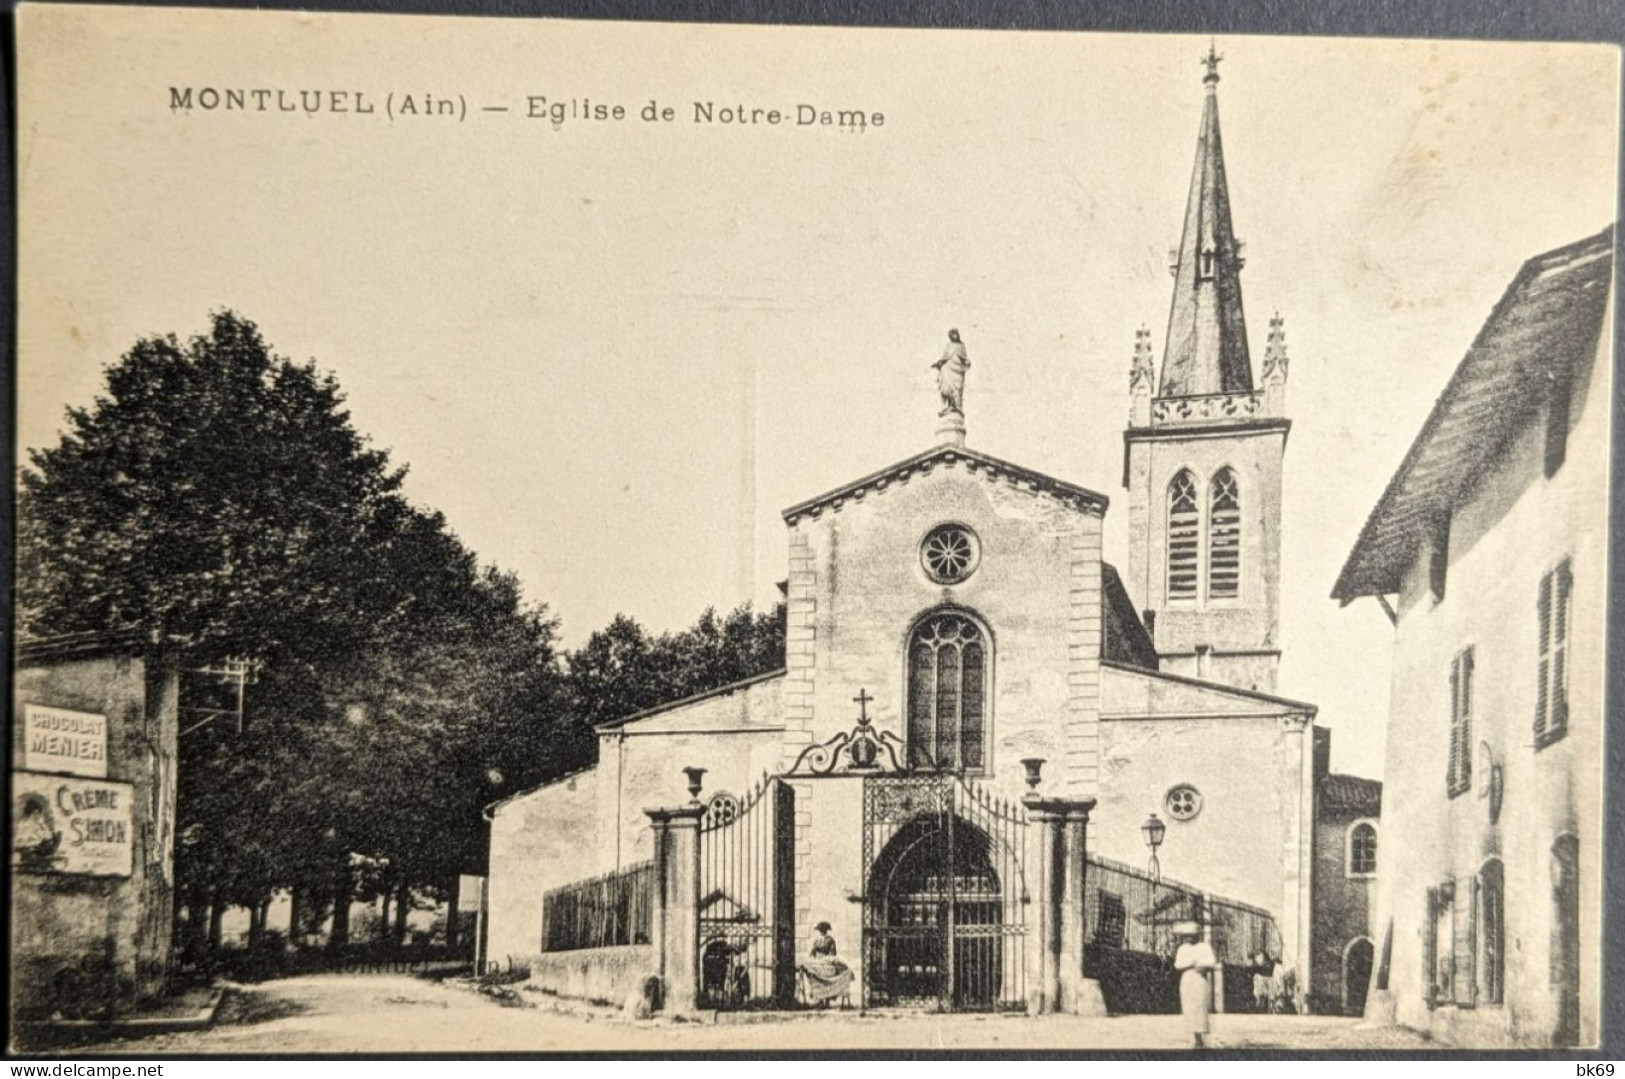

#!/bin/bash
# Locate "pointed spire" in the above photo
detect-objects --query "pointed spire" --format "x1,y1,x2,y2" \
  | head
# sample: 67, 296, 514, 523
1159, 45, 1253, 398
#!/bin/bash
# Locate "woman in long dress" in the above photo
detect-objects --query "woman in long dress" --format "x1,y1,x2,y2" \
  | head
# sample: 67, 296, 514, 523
801, 921, 853, 1007
1172, 921, 1217, 1048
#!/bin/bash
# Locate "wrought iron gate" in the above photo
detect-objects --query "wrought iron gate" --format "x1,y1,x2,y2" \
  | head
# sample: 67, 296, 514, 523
698, 776, 796, 1009
861, 774, 1028, 1011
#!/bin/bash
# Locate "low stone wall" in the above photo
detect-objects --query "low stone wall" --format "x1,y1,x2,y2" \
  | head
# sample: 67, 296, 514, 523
528, 945, 656, 1008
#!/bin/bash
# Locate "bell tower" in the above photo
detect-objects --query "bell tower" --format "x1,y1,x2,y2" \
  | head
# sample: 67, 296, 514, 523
1124, 46, 1291, 693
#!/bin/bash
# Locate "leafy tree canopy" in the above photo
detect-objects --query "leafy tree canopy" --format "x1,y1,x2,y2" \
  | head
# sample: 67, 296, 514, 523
19, 311, 583, 930
19, 312, 409, 669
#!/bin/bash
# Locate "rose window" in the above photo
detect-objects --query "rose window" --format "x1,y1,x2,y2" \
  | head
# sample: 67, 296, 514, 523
702, 792, 740, 828
1165, 784, 1203, 821
921, 525, 980, 584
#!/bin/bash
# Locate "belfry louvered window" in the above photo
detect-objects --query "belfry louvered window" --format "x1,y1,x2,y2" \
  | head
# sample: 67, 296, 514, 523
907, 612, 988, 772
1167, 470, 1200, 601
1208, 467, 1241, 599
1535, 559, 1572, 749
1447, 646, 1474, 798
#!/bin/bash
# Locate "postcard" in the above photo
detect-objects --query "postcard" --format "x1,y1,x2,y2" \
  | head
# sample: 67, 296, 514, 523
11, 3, 1619, 1054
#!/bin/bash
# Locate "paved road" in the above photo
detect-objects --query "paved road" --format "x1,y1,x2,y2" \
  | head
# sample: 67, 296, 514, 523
78, 974, 1431, 1054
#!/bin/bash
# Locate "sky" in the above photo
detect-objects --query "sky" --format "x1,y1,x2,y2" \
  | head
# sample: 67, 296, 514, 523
15, 6, 1621, 778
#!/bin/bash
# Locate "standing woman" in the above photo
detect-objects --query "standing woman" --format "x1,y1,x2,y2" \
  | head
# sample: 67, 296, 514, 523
1173, 920, 1217, 1048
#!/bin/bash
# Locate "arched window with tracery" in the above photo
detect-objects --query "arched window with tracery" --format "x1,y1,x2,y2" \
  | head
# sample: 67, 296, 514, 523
1209, 467, 1241, 600
907, 611, 988, 772
1168, 470, 1200, 601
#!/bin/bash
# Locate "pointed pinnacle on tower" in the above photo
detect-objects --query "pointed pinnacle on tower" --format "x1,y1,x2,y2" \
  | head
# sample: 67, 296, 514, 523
1159, 44, 1254, 399
1130, 326, 1156, 426
1263, 312, 1289, 384
1130, 326, 1156, 393
1261, 312, 1290, 416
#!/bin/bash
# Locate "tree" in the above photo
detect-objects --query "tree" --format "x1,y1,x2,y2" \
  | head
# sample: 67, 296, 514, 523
18, 311, 409, 668
19, 311, 582, 956
567, 601, 786, 731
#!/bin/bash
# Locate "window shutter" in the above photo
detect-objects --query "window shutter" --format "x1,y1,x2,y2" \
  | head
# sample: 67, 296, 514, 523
1460, 649, 1473, 790
1553, 560, 1571, 737
1447, 661, 1462, 793
1453, 874, 1477, 1007
1423, 887, 1439, 1007
1448, 649, 1474, 796
1536, 570, 1553, 740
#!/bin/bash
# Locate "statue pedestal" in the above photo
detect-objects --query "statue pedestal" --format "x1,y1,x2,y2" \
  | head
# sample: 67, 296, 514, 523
935, 411, 966, 448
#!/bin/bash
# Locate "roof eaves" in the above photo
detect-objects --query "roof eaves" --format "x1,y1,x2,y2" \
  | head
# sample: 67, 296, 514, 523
482, 763, 597, 820
1100, 658, 1319, 714
782, 445, 1108, 525
1332, 226, 1615, 602
597, 667, 787, 731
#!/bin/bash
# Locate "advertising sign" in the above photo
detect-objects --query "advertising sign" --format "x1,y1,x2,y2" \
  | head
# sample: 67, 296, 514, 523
20, 703, 109, 778
12, 772, 134, 877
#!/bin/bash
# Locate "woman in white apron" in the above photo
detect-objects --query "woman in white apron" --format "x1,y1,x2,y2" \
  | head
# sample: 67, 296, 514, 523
1172, 920, 1216, 1048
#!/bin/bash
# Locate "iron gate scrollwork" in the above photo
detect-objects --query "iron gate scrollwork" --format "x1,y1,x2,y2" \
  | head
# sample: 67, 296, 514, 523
698, 776, 797, 1009
861, 774, 1028, 1011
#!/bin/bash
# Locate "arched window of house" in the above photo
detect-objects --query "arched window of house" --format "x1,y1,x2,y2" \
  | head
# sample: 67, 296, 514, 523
1168, 470, 1200, 601
1348, 821, 1378, 877
1208, 467, 1241, 599
1479, 858, 1505, 1005
906, 611, 989, 772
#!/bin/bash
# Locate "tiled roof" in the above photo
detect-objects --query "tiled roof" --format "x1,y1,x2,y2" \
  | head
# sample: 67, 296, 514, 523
1101, 562, 1157, 670
16, 629, 154, 664
1333, 226, 1615, 601
1320, 772, 1382, 813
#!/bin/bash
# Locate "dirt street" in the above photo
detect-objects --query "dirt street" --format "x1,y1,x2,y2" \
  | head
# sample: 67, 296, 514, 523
69, 973, 1432, 1055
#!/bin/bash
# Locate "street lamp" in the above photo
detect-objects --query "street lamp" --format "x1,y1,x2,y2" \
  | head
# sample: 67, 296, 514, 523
1142, 812, 1166, 881
1142, 811, 1167, 960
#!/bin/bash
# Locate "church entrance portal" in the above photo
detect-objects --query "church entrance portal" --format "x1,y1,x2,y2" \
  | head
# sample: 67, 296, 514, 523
861, 775, 1028, 1011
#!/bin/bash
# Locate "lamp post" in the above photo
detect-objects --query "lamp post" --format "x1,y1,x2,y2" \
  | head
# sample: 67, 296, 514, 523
1142, 812, 1166, 882
1142, 812, 1167, 960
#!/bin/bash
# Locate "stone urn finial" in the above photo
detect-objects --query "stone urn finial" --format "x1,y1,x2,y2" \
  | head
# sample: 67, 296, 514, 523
683, 766, 707, 804
1020, 758, 1046, 791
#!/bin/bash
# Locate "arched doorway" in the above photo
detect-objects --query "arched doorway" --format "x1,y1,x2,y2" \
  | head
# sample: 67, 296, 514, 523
1343, 937, 1374, 1015
867, 811, 1004, 1010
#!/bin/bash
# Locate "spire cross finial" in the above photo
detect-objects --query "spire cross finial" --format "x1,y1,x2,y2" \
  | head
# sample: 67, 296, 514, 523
1202, 41, 1222, 87
853, 688, 873, 725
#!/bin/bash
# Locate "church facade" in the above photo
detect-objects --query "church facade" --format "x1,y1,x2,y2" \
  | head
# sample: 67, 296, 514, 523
487, 55, 1349, 1016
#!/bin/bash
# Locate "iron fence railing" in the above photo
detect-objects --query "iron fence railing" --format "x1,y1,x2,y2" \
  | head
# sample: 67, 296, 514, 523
1084, 854, 1277, 965
541, 860, 655, 952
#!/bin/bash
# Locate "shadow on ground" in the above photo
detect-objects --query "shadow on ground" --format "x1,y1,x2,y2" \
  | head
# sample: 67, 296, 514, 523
215, 988, 312, 1027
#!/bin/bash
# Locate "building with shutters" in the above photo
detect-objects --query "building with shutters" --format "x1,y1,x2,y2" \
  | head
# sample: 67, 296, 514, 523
1332, 226, 1613, 1046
